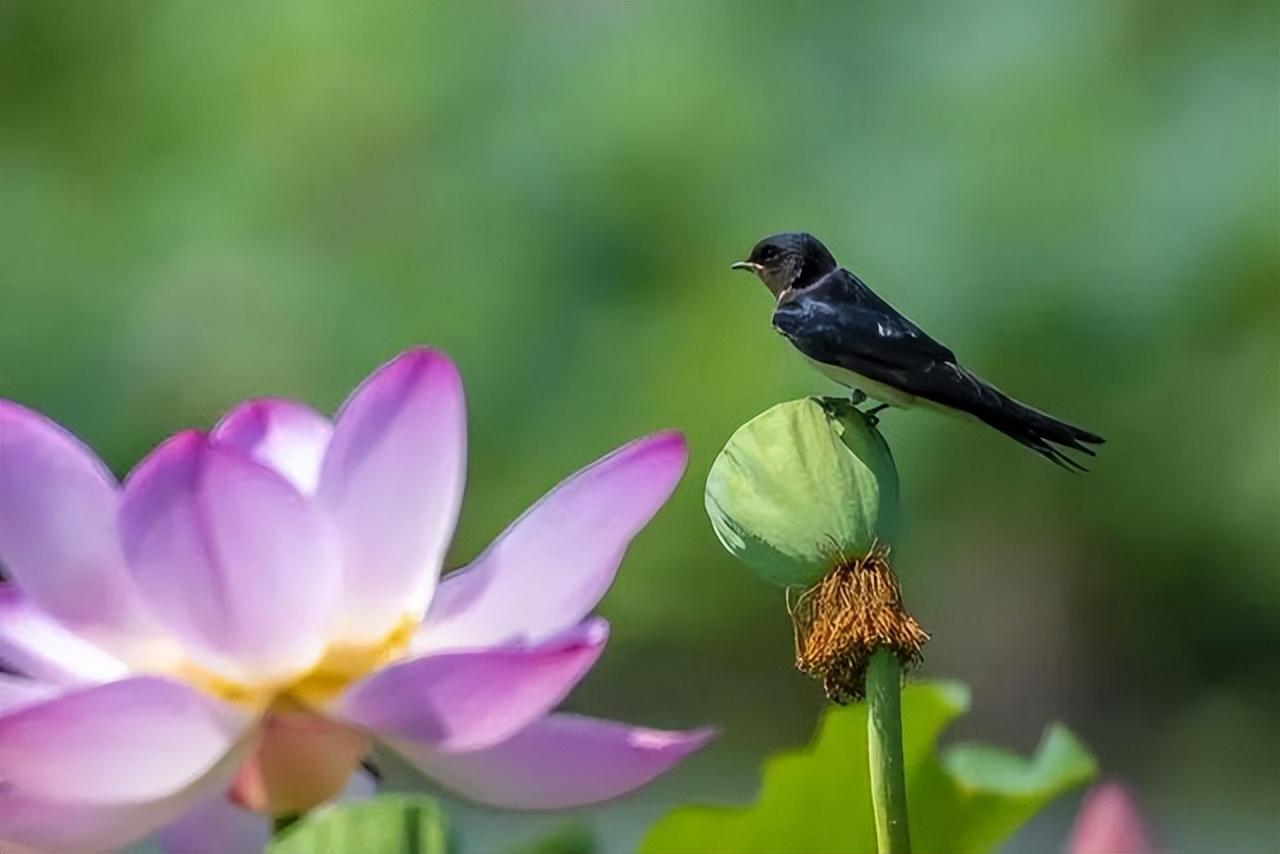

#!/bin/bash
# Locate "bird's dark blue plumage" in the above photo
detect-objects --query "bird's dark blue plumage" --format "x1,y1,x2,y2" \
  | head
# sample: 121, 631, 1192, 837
773, 268, 954, 374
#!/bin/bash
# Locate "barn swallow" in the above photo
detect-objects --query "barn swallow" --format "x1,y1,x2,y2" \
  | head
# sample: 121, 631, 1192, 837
732, 232, 1104, 470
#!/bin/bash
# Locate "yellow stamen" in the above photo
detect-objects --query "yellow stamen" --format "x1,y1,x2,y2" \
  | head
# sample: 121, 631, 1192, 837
286, 617, 417, 706
175, 616, 418, 710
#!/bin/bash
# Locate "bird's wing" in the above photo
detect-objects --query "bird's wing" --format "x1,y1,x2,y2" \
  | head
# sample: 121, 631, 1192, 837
773, 269, 1105, 471
771, 269, 956, 380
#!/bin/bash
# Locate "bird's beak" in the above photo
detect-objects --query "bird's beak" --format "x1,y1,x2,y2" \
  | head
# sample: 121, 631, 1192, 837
730, 261, 760, 272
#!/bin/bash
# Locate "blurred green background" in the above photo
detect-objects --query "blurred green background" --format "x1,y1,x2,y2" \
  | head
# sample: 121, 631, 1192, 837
1, 1, 1276, 851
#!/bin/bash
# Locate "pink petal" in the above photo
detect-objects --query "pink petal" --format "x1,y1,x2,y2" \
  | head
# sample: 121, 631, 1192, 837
418, 432, 687, 653
0, 745, 248, 853
388, 713, 713, 809
0, 793, 190, 854
317, 348, 466, 642
153, 796, 270, 854
335, 619, 607, 753
212, 399, 333, 495
0, 586, 128, 684
120, 433, 342, 682
1068, 782, 1156, 854
0, 402, 160, 654
0, 674, 59, 714
0, 676, 249, 803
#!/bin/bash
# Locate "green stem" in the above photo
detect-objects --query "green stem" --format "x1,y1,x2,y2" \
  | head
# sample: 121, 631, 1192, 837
273, 812, 303, 837
867, 648, 911, 854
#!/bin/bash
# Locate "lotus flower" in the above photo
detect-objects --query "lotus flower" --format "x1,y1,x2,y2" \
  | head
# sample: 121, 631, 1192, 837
0, 348, 711, 852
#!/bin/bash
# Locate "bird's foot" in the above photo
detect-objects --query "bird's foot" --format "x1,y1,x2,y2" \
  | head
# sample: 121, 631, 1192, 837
849, 388, 867, 406
862, 403, 889, 427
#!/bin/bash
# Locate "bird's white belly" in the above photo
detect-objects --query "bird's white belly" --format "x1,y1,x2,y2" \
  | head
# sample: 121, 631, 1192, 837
805, 358, 919, 408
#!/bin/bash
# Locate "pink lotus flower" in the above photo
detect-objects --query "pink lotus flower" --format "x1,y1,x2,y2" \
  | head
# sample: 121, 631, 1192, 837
0, 348, 711, 852
1067, 782, 1156, 854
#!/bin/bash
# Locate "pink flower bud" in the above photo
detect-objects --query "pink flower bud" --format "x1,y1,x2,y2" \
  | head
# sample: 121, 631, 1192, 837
1067, 782, 1155, 854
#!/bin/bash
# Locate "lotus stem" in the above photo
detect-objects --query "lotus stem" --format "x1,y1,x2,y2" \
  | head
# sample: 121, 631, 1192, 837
867, 647, 911, 853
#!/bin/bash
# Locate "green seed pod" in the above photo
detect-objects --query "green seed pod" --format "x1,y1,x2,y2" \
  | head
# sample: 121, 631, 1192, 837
705, 397, 900, 588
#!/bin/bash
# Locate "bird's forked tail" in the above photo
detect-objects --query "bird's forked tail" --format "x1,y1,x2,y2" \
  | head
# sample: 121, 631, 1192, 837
957, 368, 1104, 471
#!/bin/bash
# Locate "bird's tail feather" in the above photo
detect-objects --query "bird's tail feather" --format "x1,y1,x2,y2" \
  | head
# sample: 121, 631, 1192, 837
959, 371, 1105, 472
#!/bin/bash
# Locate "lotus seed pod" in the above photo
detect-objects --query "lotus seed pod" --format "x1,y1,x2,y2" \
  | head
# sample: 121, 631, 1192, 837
705, 397, 900, 588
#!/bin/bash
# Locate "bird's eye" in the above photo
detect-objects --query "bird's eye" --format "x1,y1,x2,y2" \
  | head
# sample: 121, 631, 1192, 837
756, 245, 777, 262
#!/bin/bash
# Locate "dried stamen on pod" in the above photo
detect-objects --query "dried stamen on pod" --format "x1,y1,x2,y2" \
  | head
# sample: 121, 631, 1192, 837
788, 541, 928, 703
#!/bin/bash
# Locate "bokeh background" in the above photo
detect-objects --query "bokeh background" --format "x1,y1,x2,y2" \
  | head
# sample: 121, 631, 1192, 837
1, 2, 1276, 851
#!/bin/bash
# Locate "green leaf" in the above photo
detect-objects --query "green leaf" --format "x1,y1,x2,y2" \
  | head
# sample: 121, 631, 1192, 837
268, 795, 450, 854
508, 823, 596, 854
640, 682, 1095, 854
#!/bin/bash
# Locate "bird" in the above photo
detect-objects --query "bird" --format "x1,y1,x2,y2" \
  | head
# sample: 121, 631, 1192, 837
731, 232, 1104, 470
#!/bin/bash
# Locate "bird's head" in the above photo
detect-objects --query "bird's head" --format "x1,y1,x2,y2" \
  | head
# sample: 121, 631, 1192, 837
731, 232, 837, 298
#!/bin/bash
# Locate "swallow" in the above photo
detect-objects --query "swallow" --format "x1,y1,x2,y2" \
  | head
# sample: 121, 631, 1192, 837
732, 232, 1104, 470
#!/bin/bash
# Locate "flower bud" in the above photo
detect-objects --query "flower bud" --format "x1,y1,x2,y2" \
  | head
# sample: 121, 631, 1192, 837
705, 397, 899, 588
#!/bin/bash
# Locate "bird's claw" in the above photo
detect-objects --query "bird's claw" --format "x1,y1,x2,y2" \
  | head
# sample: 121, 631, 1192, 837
862, 403, 889, 428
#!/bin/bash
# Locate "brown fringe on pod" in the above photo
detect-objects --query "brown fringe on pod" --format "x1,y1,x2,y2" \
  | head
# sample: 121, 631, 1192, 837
787, 540, 929, 704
